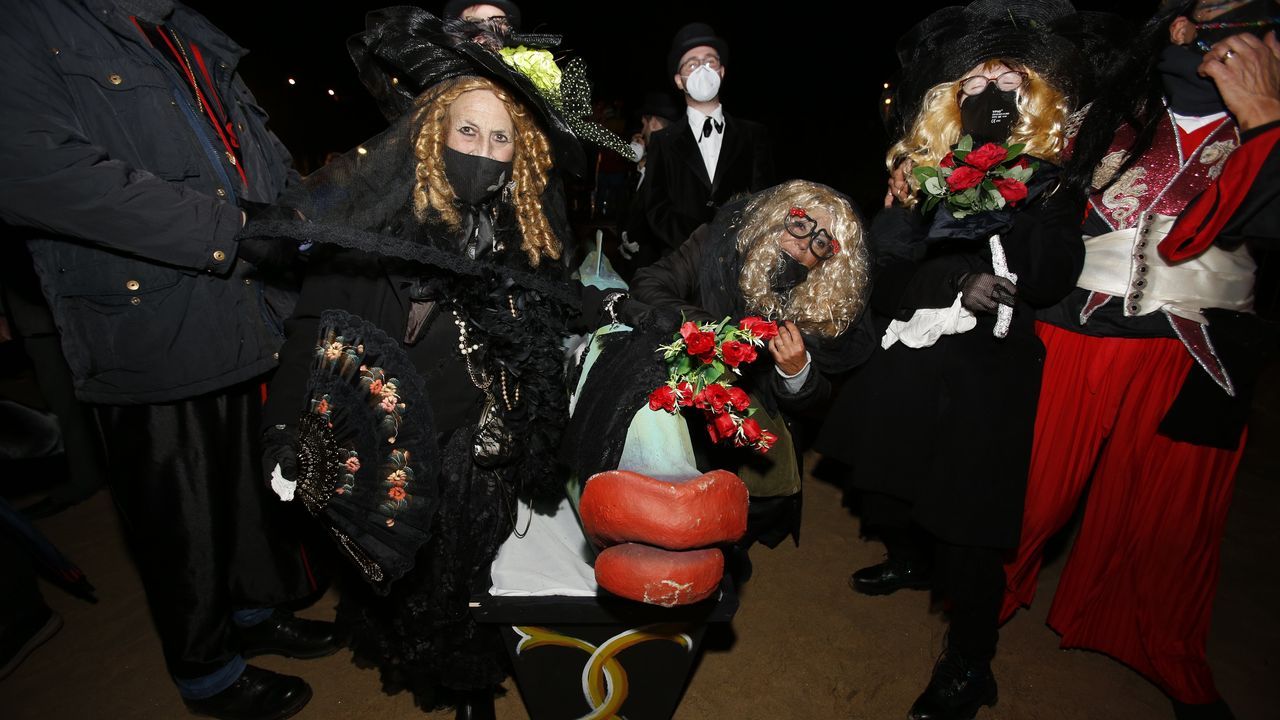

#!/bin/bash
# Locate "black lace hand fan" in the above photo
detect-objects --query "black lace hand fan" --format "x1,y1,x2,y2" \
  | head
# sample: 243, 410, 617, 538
294, 309, 440, 592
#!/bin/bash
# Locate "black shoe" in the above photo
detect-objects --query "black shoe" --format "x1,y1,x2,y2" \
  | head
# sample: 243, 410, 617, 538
849, 558, 932, 596
455, 689, 496, 720
183, 665, 312, 720
0, 605, 62, 680
908, 652, 997, 720
1172, 698, 1235, 720
239, 611, 341, 660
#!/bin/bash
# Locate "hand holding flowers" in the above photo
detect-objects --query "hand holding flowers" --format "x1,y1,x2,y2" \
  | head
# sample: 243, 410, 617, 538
647, 316, 779, 453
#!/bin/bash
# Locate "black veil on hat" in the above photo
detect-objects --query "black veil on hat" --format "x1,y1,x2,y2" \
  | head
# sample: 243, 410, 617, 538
349, 6, 633, 177
889, 0, 1125, 139
442, 0, 521, 29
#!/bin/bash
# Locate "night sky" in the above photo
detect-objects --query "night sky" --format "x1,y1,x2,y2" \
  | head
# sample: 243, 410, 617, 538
190, 1, 1152, 214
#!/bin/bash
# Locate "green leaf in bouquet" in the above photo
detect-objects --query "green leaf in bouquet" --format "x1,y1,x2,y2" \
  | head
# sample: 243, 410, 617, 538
1005, 143, 1026, 157
957, 135, 974, 152
924, 175, 947, 197
922, 194, 941, 213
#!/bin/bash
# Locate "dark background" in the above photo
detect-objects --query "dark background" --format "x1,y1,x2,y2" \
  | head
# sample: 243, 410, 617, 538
191, 1, 1153, 214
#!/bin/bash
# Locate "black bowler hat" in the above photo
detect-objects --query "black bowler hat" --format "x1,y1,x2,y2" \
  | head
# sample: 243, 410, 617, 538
639, 91, 681, 123
667, 22, 729, 76
442, 0, 522, 30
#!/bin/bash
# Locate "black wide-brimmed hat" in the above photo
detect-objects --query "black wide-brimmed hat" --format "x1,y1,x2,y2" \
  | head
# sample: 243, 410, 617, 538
890, 0, 1125, 138
349, 6, 630, 176
667, 22, 729, 76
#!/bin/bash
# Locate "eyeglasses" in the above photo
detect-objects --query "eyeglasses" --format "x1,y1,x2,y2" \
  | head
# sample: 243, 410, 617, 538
784, 207, 841, 260
678, 54, 721, 76
959, 70, 1027, 97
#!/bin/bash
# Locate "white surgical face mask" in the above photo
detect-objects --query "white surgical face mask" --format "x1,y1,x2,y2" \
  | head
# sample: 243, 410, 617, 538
684, 64, 721, 103
629, 140, 645, 162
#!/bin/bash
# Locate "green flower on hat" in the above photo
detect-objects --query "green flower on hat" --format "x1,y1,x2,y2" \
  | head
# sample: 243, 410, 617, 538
500, 46, 563, 107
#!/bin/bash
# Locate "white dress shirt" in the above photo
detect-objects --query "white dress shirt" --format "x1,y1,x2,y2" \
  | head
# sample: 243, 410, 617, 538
685, 104, 725, 183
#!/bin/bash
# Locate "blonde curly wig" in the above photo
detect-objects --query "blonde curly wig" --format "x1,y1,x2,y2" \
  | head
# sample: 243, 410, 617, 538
735, 180, 869, 338
888, 60, 1072, 205
410, 76, 559, 266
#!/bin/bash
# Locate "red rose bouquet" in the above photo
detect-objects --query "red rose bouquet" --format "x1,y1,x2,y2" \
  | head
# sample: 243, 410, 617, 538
911, 135, 1037, 218
647, 316, 779, 454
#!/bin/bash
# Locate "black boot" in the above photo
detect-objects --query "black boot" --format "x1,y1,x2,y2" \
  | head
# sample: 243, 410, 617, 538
908, 651, 997, 720
1172, 698, 1235, 720
183, 665, 312, 720
849, 557, 932, 596
455, 689, 496, 720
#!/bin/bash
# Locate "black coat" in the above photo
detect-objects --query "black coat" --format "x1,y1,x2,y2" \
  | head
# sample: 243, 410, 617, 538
818, 176, 1085, 550
0, 0, 298, 403
639, 113, 773, 255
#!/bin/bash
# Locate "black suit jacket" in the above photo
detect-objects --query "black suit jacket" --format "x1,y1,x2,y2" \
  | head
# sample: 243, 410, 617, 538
640, 112, 773, 254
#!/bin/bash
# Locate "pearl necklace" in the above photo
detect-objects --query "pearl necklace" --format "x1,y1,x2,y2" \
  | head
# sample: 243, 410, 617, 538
452, 300, 522, 411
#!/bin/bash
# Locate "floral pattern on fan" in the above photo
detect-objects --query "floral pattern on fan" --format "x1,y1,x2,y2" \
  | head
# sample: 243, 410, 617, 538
309, 332, 415, 527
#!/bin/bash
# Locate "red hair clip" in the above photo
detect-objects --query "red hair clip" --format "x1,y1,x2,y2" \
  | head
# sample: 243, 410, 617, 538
830, 239, 842, 254
788, 207, 806, 217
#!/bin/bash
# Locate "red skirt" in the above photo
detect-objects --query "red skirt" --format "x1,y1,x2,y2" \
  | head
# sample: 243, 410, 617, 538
1001, 322, 1244, 703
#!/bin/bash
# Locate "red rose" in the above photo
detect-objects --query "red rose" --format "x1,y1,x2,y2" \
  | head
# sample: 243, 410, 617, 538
678, 321, 701, 341
707, 411, 738, 443
739, 317, 779, 341
684, 330, 717, 362
964, 143, 1008, 171
940, 152, 956, 168
700, 384, 732, 412
674, 381, 695, 407
648, 385, 677, 413
993, 177, 1028, 204
727, 386, 751, 411
946, 165, 986, 192
740, 417, 762, 443
757, 430, 777, 453
1012, 156, 1031, 170
720, 340, 757, 367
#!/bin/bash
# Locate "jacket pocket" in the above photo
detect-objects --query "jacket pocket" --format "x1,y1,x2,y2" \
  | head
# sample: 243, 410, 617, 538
52, 260, 190, 383
54, 50, 201, 180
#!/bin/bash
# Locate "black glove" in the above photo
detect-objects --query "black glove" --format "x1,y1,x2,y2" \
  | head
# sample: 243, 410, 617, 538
955, 272, 1017, 314
261, 424, 298, 491
237, 200, 305, 268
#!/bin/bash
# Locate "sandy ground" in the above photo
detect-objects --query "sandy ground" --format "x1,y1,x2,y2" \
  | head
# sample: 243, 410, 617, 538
2, 368, 1277, 720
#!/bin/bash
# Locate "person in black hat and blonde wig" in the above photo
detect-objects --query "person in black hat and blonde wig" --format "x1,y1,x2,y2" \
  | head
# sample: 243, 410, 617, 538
816, 1, 1120, 718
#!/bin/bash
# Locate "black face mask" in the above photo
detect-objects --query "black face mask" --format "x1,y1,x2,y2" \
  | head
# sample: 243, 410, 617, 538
1158, 44, 1226, 116
960, 84, 1019, 145
771, 250, 810, 295
443, 146, 512, 206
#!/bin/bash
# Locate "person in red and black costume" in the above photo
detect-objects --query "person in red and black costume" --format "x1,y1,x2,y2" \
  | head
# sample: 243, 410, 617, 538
1001, 2, 1280, 719
0, 1, 339, 719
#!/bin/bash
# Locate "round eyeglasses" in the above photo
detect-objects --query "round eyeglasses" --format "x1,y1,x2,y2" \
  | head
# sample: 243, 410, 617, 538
678, 54, 721, 76
784, 207, 841, 260
959, 70, 1027, 97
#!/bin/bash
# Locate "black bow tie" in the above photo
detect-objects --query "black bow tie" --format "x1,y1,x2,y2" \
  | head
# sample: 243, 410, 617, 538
700, 116, 724, 141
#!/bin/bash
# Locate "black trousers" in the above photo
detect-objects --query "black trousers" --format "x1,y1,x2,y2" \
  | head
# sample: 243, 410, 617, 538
97, 379, 316, 679
863, 491, 1004, 663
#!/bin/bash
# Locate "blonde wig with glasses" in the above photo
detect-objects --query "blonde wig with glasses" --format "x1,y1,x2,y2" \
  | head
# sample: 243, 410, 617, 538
735, 181, 869, 338
888, 59, 1071, 206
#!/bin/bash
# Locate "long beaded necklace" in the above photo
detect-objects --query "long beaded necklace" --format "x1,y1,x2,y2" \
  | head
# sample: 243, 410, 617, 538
451, 295, 522, 411
453, 297, 531, 538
